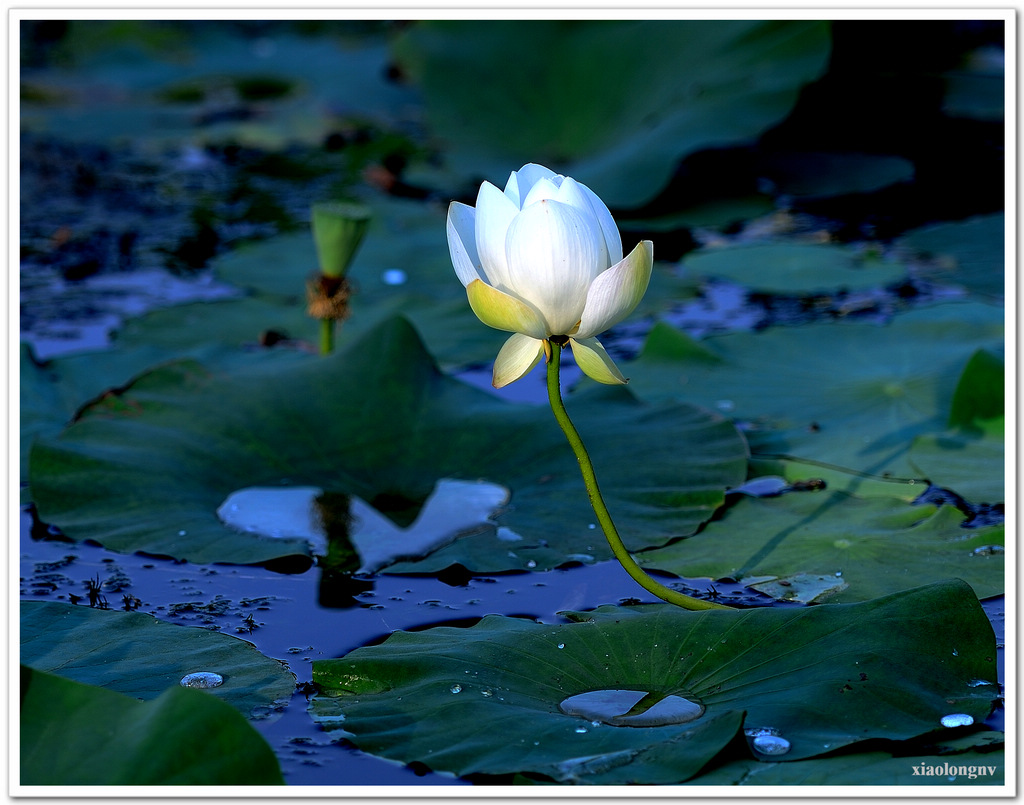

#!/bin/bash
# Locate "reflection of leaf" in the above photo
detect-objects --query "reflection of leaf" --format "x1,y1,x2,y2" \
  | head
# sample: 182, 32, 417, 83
628, 302, 1004, 477
217, 479, 510, 573
20, 666, 284, 785
30, 316, 747, 570
20, 601, 296, 720
638, 489, 1004, 602
393, 20, 831, 208
311, 580, 997, 783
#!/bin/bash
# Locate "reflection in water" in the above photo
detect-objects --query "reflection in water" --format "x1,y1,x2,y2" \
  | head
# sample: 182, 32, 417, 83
216, 479, 510, 576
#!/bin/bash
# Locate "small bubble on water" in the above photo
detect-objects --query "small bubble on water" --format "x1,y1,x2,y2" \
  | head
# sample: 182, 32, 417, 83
177, 530, 187, 536
382, 269, 407, 285
574, 726, 588, 734
526, 560, 537, 568
587, 523, 596, 530
940, 713, 974, 728
180, 672, 224, 689
557, 643, 565, 649
481, 689, 493, 697
450, 684, 462, 694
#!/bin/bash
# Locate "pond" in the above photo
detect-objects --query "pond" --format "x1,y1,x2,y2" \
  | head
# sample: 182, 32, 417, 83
19, 18, 1007, 789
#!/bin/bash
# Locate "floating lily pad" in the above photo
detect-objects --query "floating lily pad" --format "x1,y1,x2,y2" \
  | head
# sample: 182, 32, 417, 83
638, 489, 1004, 603
21, 601, 295, 720
311, 580, 997, 784
627, 302, 1004, 478
29, 316, 747, 570
20, 665, 285, 786
900, 214, 1005, 299
680, 242, 907, 294
393, 20, 831, 208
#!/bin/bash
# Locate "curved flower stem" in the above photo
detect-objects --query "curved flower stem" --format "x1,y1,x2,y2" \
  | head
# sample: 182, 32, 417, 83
545, 338, 732, 612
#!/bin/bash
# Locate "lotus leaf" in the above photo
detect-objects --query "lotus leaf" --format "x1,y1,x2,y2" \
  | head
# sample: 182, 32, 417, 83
29, 316, 748, 570
680, 241, 906, 293
20, 665, 284, 786
311, 580, 997, 784
638, 489, 1003, 603
392, 20, 831, 208
900, 214, 1004, 299
627, 302, 1004, 479
20, 601, 295, 720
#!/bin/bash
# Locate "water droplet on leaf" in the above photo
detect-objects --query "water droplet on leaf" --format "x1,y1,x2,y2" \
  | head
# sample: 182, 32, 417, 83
180, 671, 224, 689
449, 684, 462, 694
745, 728, 791, 756
940, 713, 974, 728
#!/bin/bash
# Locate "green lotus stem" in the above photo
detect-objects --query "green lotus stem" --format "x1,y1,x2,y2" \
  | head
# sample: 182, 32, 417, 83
545, 338, 732, 612
320, 319, 335, 356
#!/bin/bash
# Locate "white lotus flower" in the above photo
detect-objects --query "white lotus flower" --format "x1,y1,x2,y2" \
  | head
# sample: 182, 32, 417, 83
447, 163, 653, 388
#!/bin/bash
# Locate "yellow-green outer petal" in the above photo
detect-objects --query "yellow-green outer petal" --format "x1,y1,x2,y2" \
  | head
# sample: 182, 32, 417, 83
492, 334, 545, 388
466, 279, 547, 338
575, 240, 653, 340
570, 337, 627, 384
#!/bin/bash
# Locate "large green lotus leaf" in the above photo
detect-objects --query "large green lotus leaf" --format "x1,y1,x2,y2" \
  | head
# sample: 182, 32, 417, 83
311, 580, 997, 783
29, 316, 747, 570
626, 302, 1004, 478
680, 242, 907, 293
20, 323, 314, 503
392, 20, 831, 209
20, 665, 285, 786
21, 601, 295, 720
638, 489, 1004, 603
899, 214, 1005, 299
